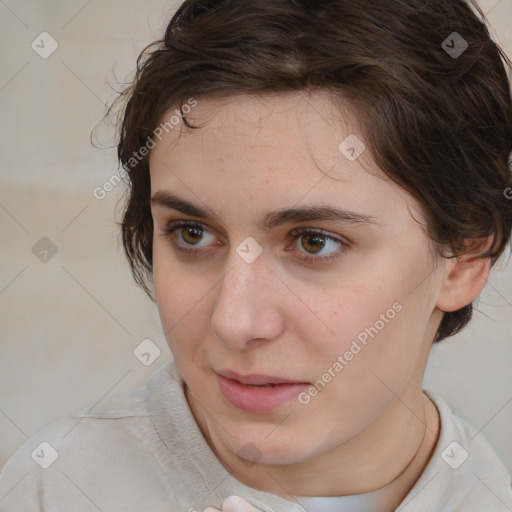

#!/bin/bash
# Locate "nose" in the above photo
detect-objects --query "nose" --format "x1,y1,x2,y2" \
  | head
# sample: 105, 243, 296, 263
210, 250, 285, 350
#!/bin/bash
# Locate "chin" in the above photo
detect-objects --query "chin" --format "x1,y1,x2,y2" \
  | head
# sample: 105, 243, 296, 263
225, 427, 320, 466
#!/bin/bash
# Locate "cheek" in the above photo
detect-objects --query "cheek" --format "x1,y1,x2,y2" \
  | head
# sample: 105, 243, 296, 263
300, 262, 427, 393
306, 276, 400, 354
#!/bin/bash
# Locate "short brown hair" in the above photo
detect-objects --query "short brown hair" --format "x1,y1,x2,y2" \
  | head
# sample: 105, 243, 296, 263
111, 0, 512, 342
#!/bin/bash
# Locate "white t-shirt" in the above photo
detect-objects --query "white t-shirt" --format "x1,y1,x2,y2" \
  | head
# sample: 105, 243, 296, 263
0, 358, 511, 511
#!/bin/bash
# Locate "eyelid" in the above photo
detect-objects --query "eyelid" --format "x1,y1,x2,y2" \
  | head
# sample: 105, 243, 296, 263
288, 227, 350, 246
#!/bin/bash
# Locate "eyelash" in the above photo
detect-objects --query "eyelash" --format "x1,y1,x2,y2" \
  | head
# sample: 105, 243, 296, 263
161, 220, 349, 264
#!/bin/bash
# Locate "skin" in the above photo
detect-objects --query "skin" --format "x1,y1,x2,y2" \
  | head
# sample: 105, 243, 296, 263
148, 91, 491, 508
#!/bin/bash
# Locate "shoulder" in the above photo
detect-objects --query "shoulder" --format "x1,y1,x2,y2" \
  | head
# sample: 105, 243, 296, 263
398, 391, 512, 512
0, 361, 182, 510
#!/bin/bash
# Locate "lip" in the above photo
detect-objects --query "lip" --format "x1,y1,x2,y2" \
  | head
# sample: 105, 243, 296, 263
215, 369, 310, 414
216, 369, 308, 385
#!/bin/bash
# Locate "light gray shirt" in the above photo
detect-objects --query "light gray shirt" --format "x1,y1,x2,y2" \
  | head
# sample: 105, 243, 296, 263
1, 358, 511, 511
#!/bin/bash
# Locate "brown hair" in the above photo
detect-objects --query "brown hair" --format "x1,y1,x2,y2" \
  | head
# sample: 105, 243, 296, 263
111, 0, 512, 342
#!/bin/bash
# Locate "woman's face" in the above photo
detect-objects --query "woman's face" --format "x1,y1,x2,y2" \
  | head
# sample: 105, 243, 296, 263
149, 91, 445, 466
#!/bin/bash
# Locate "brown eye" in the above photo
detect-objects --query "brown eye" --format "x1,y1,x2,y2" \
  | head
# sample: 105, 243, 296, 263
180, 225, 205, 245
287, 228, 349, 264
162, 221, 218, 255
300, 233, 327, 254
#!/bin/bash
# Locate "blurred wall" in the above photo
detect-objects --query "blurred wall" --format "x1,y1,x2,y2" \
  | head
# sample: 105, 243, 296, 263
1, 0, 511, 476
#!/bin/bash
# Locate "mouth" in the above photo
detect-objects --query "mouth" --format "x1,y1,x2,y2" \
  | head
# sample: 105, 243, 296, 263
214, 369, 311, 414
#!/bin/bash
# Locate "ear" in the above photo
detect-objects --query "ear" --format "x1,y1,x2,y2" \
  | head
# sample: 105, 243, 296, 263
435, 236, 493, 313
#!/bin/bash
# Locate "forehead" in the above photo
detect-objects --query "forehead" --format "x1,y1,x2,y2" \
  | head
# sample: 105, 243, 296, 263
148, 91, 426, 231
157, 91, 360, 164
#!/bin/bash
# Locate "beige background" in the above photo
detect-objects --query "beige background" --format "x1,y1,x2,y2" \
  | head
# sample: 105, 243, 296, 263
0, 0, 511, 476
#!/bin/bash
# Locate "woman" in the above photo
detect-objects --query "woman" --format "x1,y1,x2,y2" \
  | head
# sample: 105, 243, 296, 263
1, 0, 511, 510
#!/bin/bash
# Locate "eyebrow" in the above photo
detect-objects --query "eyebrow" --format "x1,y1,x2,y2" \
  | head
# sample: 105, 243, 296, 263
150, 191, 378, 230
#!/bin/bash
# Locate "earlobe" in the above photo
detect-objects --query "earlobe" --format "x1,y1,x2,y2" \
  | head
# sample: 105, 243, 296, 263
435, 237, 493, 313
